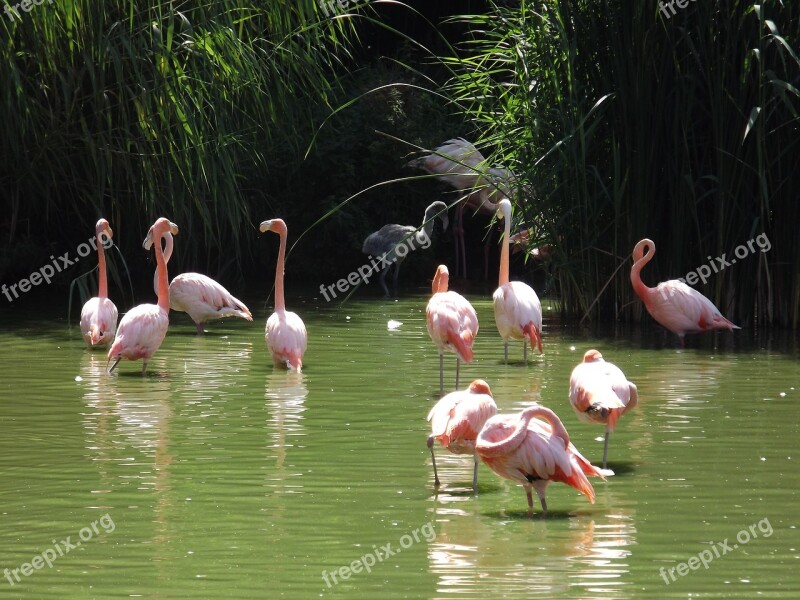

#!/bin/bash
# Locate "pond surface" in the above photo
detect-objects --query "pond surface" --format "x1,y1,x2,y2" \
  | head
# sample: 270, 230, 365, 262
1, 290, 798, 599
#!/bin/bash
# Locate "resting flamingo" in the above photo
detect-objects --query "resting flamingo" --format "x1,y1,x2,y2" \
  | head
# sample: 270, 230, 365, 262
426, 265, 479, 393
569, 349, 638, 468
476, 404, 613, 514
493, 199, 543, 363
410, 138, 517, 279
427, 379, 497, 492
80, 218, 118, 348
260, 218, 307, 372
362, 201, 449, 297
630, 238, 739, 346
146, 230, 252, 334
108, 218, 176, 374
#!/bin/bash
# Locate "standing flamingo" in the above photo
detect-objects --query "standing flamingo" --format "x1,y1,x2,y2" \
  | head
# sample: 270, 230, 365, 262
362, 201, 449, 297
410, 138, 517, 280
260, 218, 307, 372
630, 238, 739, 346
569, 350, 638, 468
476, 404, 613, 514
427, 379, 498, 492
107, 218, 177, 374
145, 230, 252, 334
426, 265, 479, 394
493, 199, 543, 364
80, 218, 118, 348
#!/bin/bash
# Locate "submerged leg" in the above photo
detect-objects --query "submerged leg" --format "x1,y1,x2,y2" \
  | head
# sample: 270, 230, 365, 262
427, 436, 440, 487
196, 321, 205, 335
504, 341, 509, 365
141, 360, 148, 375
472, 453, 479, 493
603, 429, 610, 469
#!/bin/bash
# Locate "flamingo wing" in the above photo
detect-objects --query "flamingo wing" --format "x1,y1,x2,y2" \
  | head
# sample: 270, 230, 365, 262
108, 304, 168, 361
170, 273, 252, 324
426, 291, 479, 363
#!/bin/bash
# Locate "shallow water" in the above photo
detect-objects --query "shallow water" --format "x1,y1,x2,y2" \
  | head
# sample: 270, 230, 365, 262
1, 291, 798, 598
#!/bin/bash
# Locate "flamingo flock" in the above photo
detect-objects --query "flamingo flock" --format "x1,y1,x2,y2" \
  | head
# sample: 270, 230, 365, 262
79, 138, 741, 516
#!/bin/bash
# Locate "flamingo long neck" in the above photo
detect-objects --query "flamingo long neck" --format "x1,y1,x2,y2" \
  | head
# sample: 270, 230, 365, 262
432, 268, 449, 294
97, 230, 108, 299
274, 224, 287, 313
478, 406, 569, 458
153, 233, 173, 293
630, 243, 654, 298
499, 206, 510, 287
155, 229, 170, 311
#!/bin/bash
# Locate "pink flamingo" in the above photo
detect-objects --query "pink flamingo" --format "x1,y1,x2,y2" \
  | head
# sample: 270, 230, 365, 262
80, 218, 118, 348
631, 238, 739, 346
410, 138, 516, 280
146, 230, 252, 334
476, 404, 613, 514
569, 349, 639, 468
426, 264, 479, 393
260, 218, 307, 372
493, 199, 543, 364
108, 218, 177, 374
427, 379, 498, 491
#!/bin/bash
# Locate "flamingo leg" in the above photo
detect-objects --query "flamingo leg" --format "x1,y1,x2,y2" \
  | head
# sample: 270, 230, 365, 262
439, 350, 444, 395
525, 486, 534, 513
455, 204, 467, 279
453, 206, 462, 279
459, 222, 468, 279
504, 341, 509, 365
141, 360, 148, 375
603, 429, 610, 469
524, 339, 528, 365
427, 436, 440, 487
455, 357, 460, 389
472, 453, 479, 493
196, 321, 205, 335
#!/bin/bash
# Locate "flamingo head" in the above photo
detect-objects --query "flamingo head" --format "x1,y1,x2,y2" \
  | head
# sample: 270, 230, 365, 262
468, 379, 492, 397
496, 198, 512, 222
431, 264, 449, 294
260, 218, 287, 236
95, 219, 113, 240
143, 219, 179, 250
583, 349, 603, 363
632, 238, 654, 262
88, 323, 112, 346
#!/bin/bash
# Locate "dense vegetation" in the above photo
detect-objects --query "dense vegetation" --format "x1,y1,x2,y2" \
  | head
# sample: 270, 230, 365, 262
1, 1, 798, 328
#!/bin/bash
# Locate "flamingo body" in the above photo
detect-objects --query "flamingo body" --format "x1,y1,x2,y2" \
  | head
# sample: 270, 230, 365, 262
108, 218, 177, 373
427, 379, 497, 490
80, 219, 118, 348
261, 218, 307, 372
630, 239, 739, 343
426, 265, 478, 392
569, 349, 638, 467
476, 405, 612, 513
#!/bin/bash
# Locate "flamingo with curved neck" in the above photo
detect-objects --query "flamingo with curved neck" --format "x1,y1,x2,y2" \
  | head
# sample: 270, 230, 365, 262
147, 230, 252, 334
260, 218, 307, 371
80, 219, 119, 348
107, 218, 177, 374
476, 404, 612, 514
630, 238, 739, 346
426, 264, 479, 394
492, 199, 543, 364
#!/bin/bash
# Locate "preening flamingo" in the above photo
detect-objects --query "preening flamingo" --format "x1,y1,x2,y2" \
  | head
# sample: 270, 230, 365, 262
146, 230, 252, 334
260, 218, 307, 372
476, 404, 613, 514
427, 379, 498, 491
80, 218, 118, 348
362, 201, 449, 297
426, 265, 479, 393
630, 238, 739, 345
493, 199, 543, 363
410, 138, 517, 280
569, 349, 638, 468
107, 218, 176, 374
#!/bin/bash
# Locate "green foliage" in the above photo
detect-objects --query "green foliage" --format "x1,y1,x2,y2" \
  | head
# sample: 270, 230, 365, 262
442, 0, 800, 327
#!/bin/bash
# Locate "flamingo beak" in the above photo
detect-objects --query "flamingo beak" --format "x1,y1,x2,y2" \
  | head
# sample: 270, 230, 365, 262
89, 325, 101, 345
142, 229, 154, 250
169, 222, 179, 235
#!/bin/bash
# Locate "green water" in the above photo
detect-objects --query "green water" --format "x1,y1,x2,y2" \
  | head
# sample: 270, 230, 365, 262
1, 292, 798, 599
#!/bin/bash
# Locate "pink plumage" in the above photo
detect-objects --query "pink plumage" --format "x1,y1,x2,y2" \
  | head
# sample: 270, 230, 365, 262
569, 349, 638, 468
476, 404, 612, 513
426, 264, 478, 393
260, 218, 307, 372
630, 238, 739, 345
80, 219, 118, 348
427, 379, 498, 491
108, 218, 176, 374
493, 199, 542, 362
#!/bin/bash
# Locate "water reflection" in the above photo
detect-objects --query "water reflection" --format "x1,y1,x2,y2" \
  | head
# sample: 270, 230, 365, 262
265, 370, 308, 482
